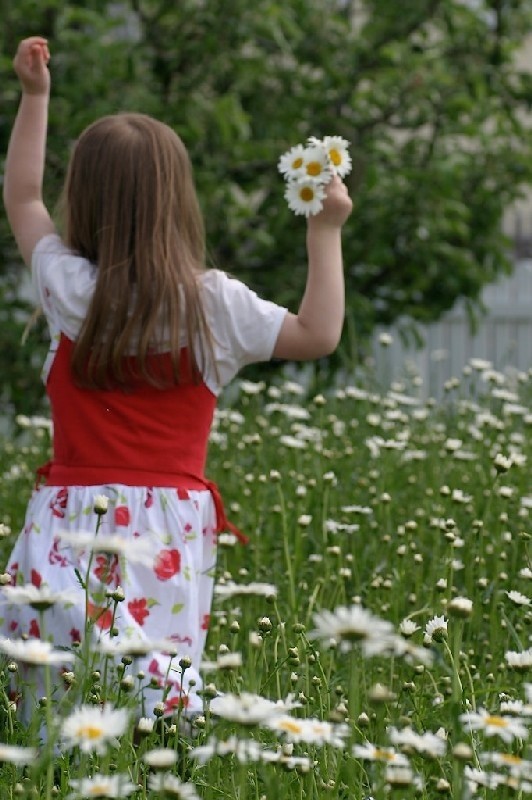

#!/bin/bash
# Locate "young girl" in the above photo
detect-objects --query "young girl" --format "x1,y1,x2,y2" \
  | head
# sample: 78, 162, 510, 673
2, 37, 352, 718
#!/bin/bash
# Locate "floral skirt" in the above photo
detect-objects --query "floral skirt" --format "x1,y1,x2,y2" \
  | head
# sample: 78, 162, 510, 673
0, 483, 217, 718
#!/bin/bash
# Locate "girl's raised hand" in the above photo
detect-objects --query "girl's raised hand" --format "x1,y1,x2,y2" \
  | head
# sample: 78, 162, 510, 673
13, 37, 50, 96
310, 175, 353, 229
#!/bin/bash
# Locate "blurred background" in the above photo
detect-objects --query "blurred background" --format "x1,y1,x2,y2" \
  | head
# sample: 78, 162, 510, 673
1, 0, 531, 417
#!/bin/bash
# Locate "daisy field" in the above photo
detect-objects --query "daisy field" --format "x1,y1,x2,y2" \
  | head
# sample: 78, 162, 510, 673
0, 357, 531, 799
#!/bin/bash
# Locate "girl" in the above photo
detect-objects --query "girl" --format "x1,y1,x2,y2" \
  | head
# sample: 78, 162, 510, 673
2, 37, 352, 718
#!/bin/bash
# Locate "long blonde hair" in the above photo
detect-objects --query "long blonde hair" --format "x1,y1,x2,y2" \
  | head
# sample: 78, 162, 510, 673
63, 113, 212, 389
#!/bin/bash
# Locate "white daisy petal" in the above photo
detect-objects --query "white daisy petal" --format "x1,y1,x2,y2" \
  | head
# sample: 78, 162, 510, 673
284, 180, 326, 217
0, 637, 74, 666
67, 774, 137, 799
322, 135, 352, 178
278, 144, 308, 181
61, 704, 130, 755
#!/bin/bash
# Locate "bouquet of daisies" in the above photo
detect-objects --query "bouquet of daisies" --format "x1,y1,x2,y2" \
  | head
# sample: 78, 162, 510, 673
278, 135, 351, 217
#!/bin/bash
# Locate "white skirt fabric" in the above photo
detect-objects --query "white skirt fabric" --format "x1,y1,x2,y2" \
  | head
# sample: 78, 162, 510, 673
0, 483, 218, 718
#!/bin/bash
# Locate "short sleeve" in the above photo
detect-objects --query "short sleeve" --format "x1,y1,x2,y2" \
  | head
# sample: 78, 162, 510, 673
32, 233, 97, 340
199, 270, 287, 393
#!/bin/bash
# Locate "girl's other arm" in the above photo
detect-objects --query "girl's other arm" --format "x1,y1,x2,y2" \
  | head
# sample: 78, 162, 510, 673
3, 37, 55, 267
272, 175, 353, 361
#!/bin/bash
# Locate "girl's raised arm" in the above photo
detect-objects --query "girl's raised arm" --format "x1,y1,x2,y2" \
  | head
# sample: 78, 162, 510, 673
3, 37, 55, 267
272, 175, 353, 361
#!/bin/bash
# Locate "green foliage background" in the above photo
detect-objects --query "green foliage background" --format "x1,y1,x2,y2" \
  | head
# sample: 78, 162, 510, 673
1, 0, 532, 415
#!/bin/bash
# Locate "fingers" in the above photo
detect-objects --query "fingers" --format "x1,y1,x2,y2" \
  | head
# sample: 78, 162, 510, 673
29, 43, 50, 70
16, 37, 50, 65
19, 36, 49, 51
14, 37, 51, 94
324, 176, 350, 204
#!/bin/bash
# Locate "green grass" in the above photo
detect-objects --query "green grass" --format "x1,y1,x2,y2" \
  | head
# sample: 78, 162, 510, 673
0, 359, 531, 799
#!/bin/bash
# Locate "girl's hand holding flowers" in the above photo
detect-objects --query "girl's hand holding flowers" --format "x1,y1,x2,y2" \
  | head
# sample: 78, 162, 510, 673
310, 174, 353, 230
279, 135, 352, 219
13, 37, 50, 96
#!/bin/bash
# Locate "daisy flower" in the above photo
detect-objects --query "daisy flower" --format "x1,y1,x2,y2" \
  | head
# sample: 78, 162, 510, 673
399, 619, 420, 637
391, 636, 434, 666
278, 144, 308, 181
284, 180, 326, 218
448, 596, 473, 618
0, 637, 74, 666
388, 726, 447, 757
0, 743, 38, 765
147, 774, 201, 799
322, 135, 352, 178
214, 582, 277, 599
494, 453, 513, 473
506, 590, 531, 606
261, 747, 312, 772
200, 651, 243, 671
1, 584, 79, 611
464, 766, 502, 790
67, 774, 137, 799
136, 717, 154, 735
481, 751, 532, 779
97, 635, 178, 658
352, 742, 409, 765
61, 704, 130, 754
310, 604, 395, 654
267, 716, 349, 747
143, 747, 178, 769
191, 735, 262, 765
301, 145, 332, 183
93, 494, 109, 514
424, 615, 447, 642
209, 692, 291, 725
506, 648, 532, 670
459, 708, 529, 743
58, 531, 153, 565
385, 763, 423, 789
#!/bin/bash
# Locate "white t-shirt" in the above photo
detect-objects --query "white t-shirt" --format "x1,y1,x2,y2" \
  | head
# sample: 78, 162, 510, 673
32, 234, 287, 396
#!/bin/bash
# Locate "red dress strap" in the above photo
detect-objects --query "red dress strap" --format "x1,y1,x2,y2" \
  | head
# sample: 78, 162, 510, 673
203, 480, 249, 545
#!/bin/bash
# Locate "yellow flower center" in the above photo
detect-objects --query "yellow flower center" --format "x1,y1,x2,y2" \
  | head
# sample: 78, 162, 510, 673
501, 754, 522, 765
375, 749, 395, 761
306, 161, 323, 176
292, 157, 303, 169
88, 786, 108, 797
329, 148, 342, 166
279, 719, 303, 734
485, 716, 508, 728
79, 725, 104, 740
299, 187, 315, 203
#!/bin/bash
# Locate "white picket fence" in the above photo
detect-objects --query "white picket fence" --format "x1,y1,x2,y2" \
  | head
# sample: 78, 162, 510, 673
371, 256, 532, 398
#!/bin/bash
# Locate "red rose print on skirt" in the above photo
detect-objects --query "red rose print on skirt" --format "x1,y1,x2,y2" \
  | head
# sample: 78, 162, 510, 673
164, 692, 189, 713
93, 554, 120, 586
153, 549, 181, 581
128, 597, 149, 626
114, 506, 130, 526
50, 487, 68, 518
87, 602, 113, 631
31, 569, 42, 588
